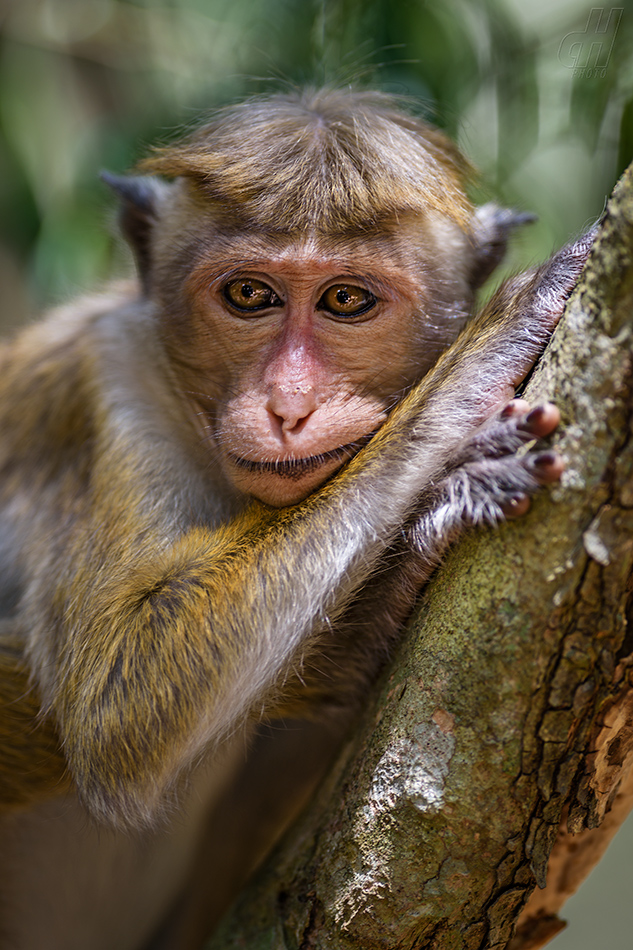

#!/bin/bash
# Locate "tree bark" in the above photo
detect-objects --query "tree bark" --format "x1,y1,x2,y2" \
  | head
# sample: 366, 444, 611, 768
206, 163, 633, 950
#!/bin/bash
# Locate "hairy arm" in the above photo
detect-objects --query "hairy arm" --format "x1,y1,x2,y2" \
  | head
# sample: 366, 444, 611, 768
7, 233, 592, 830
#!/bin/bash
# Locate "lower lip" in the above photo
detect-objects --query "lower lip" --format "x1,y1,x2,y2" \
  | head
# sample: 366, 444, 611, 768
228, 432, 377, 480
228, 454, 334, 481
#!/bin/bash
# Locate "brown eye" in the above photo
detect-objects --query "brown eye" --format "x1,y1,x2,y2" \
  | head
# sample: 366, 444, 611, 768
223, 278, 282, 313
318, 284, 377, 319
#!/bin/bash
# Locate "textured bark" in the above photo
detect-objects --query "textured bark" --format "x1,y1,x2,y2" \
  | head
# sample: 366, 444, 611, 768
206, 163, 633, 950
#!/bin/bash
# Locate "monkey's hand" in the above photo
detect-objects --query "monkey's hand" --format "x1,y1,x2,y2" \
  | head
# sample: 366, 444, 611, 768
407, 399, 562, 564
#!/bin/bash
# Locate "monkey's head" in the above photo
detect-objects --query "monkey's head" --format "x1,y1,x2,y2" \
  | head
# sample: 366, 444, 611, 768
105, 89, 521, 507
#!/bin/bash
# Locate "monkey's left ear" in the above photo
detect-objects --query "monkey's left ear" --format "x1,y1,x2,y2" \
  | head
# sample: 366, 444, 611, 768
101, 172, 165, 294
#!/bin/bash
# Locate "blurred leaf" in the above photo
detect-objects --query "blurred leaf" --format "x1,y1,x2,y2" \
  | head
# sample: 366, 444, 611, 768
0, 0, 626, 312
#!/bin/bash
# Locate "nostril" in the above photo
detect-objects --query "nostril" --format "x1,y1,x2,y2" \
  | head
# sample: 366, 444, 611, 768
283, 412, 311, 434
267, 383, 318, 436
267, 407, 313, 437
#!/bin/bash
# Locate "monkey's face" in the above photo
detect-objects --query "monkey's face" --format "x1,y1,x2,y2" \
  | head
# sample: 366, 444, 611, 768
163, 229, 471, 507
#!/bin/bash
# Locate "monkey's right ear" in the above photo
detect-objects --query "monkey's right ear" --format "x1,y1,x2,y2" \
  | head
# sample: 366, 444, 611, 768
101, 171, 165, 294
468, 203, 537, 291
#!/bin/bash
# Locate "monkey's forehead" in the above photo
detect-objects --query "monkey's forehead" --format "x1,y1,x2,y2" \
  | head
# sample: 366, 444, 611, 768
139, 90, 473, 234
157, 209, 473, 292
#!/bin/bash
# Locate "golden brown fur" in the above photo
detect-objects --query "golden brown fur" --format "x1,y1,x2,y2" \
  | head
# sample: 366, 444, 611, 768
0, 89, 594, 948
140, 88, 473, 231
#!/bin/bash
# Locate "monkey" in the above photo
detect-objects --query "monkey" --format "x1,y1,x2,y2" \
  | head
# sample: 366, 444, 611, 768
0, 88, 594, 949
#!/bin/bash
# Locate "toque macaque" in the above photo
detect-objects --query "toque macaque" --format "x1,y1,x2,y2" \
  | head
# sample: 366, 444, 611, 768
0, 89, 593, 949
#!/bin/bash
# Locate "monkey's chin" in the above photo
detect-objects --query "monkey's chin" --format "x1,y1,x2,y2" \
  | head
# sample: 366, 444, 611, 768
226, 454, 347, 507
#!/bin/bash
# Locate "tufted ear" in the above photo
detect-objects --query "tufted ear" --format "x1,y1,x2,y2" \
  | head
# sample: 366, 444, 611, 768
469, 203, 537, 291
101, 172, 167, 294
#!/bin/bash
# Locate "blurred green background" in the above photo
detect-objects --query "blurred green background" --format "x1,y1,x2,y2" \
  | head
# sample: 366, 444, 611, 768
0, 0, 632, 945
0, 0, 631, 327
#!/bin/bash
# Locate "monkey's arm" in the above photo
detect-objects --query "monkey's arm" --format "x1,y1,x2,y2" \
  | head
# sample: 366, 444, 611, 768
276, 399, 563, 716
14, 233, 592, 830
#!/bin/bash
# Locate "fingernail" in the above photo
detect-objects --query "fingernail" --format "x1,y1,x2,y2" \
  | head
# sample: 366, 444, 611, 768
526, 406, 546, 425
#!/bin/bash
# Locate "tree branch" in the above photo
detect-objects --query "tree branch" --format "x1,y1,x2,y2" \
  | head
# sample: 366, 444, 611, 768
206, 163, 633, 950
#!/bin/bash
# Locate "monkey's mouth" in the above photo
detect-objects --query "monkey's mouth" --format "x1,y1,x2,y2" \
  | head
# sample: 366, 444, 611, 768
228, 432, 377, 481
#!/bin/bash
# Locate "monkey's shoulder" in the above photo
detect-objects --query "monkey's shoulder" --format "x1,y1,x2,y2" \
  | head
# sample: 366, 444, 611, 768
0, 287, 153, 525
0, 281, 156, 451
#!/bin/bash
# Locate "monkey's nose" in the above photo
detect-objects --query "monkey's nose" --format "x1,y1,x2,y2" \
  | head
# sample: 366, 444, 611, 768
267, 384, 318, 435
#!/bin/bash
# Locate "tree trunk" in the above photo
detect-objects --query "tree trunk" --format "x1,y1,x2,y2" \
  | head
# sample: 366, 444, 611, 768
206, 163, 633, 950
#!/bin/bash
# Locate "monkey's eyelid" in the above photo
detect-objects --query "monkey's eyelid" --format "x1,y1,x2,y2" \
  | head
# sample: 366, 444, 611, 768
221, 279, 284, 313
319, 283, 381, 315
223, 297, 283, 313
316, 290, 378, 319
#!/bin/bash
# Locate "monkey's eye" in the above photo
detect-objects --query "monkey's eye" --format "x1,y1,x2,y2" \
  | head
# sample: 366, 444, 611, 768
317, 284, 377, 319
222, 278, 283, 313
